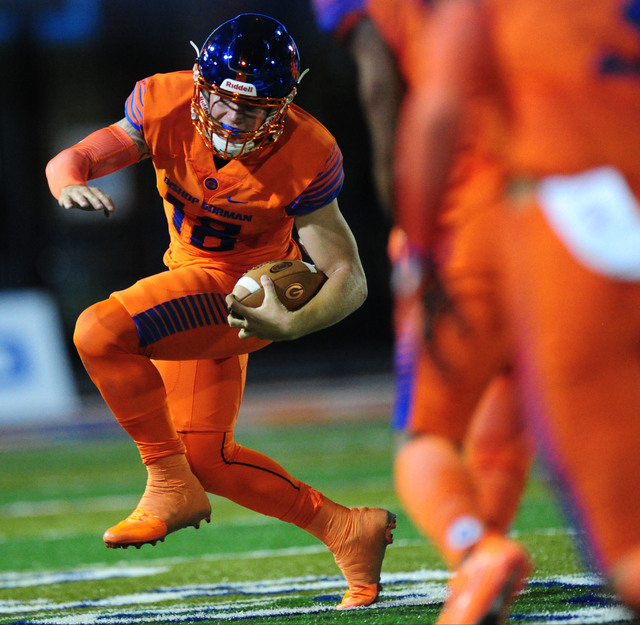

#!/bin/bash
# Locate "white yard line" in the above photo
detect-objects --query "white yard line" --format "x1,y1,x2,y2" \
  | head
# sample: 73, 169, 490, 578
0, 570, 632, 624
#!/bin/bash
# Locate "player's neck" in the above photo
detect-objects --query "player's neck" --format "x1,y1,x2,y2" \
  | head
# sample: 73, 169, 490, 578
214, 155, 230, 170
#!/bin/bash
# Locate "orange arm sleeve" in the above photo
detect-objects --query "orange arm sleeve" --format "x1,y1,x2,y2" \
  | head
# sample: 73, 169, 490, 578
45, 124, 141, 200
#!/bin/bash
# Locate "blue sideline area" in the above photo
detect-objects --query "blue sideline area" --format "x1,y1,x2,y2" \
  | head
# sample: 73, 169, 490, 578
0, 343, 394, 450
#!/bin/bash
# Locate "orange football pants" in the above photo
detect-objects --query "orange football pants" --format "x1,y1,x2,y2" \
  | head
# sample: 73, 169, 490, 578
397, 198, 529, 445
393, 184, 533, 566
500, 194, 640, 572
73, 263, 321, 527
395, 162, 517, 441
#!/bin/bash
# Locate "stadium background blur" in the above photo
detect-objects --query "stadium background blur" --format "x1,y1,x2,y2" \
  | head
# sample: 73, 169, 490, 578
0, 0, 393, 405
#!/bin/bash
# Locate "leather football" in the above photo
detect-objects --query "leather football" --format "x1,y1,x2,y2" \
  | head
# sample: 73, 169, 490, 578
232, 260, 327, 311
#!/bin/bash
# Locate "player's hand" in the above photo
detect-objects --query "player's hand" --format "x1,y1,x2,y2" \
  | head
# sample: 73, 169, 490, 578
226, 275, 294, 341
58, 184, 116, 218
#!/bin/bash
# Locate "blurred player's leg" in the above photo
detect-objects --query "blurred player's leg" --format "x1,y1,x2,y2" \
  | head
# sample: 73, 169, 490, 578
394, 375, 533, 622
611, 545, 640, 612
395, 434, 482, 567
502, 197, 640, 605
393, 289, 529, 557
464, 375, 534, 534
392, 212, 533, 621
435, 532, 531, 625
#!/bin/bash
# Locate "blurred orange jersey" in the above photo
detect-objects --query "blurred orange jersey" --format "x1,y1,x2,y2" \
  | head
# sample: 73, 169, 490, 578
311, 0, 427, 77
395, 1, 508, 250
488, 0, 640, 186
367, 0, 429, 81
124, 71, 344, 275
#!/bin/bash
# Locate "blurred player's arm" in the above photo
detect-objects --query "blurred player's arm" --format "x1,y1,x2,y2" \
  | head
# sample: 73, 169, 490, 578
45, 118, 148, 217
395, 0, 490, 252
226, 199, 367, 342
348, 16, 404, 218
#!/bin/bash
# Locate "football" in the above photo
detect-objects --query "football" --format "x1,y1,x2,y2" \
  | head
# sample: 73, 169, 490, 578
232, 260, 327, 311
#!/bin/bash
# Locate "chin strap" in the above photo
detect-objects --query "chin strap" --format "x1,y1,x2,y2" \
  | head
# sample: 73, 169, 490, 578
45, 124, 140, 200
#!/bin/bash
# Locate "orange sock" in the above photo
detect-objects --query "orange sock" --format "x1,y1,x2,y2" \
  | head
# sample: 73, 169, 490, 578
182, 431, 323, 526
74, 297, 184, 463
465, 439, 533, 533
394, 434, 484, 568
463, 376, 534, 533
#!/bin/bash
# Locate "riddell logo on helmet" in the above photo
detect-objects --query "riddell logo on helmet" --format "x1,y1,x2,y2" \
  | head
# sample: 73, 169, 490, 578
221, 79, 257, 96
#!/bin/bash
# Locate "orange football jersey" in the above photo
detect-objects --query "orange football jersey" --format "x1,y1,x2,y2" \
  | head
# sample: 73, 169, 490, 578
367, 0, 430, 83
125, 71, 344, 274
488, 0, 640, 187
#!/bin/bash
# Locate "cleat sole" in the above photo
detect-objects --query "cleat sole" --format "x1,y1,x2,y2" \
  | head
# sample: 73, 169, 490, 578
105, 535, 166, 550
103, 518, 208, 550
193, 516, 211, 530
104, 515, 211, 549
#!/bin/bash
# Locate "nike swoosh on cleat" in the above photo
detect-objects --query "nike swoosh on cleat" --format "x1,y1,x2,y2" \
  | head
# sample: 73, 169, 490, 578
227, 197, 248, 204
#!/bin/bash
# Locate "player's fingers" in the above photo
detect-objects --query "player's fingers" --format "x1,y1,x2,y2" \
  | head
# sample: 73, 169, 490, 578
259, 275, 275, 297
59, 195, 78, 210
83, 188, 113, 213
225, 295, 248, 327
60, 185, 115, 215
259, 275, 284, 308
91, 188, 116, 217
225, 294, 242, 317
59, 186, 90, 210
227, 310, 243, 328
73, 188, 102, 211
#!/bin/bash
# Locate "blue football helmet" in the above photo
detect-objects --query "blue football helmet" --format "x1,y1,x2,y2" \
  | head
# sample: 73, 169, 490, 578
191, 13, 301, 158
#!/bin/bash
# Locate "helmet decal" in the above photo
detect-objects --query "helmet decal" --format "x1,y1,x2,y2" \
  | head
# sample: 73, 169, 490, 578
220, 78, 258, 96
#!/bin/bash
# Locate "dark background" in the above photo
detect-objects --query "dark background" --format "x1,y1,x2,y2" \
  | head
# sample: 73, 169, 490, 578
0, 0, 394, 390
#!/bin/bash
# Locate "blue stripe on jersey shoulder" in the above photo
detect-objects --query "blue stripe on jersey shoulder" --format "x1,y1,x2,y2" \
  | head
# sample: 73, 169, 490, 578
124, 80, 147, 133
286, 145, 344, 215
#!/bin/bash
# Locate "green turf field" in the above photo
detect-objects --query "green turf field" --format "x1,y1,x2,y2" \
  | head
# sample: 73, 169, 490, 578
0, 417, 634, 624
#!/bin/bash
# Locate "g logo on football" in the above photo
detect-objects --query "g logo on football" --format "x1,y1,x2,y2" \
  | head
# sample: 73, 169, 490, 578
284, 283, 304, 301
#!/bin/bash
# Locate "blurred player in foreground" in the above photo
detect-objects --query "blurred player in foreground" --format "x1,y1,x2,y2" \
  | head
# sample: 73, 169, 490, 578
312, 1, 533, 621
396, 0, 640, 621
45, 13, 396, 610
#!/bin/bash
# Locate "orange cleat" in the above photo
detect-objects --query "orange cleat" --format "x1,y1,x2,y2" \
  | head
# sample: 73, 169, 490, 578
103, 454, 212, 549
337, 583, 383, 610
436, 533, 532, 625
330, 507, 397, 610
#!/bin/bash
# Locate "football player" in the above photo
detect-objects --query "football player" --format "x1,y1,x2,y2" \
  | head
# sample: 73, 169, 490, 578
46, 13, 395, 610
311, 1, 533, 621
396, 0, 640, 621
